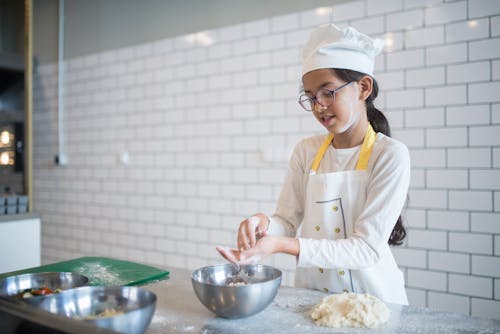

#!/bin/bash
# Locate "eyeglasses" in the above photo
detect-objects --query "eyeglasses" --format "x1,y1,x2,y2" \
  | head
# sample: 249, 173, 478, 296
298, 81, 353, 111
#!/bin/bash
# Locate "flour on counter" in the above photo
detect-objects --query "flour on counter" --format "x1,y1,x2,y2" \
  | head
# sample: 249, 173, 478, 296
74, 262, 123, 286
310, 292, 390, 328
151, 313, 169, 327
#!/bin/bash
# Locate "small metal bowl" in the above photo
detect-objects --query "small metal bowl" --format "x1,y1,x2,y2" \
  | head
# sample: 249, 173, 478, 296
35, 286, 156, 334
0, 272, 89, 300
191, 264, 282, 319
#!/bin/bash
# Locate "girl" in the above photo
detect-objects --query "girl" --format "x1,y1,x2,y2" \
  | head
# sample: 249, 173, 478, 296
217, 24, 410, 305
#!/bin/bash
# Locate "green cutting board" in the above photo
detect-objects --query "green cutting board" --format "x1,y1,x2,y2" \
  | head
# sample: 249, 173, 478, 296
0, 257, 169, 286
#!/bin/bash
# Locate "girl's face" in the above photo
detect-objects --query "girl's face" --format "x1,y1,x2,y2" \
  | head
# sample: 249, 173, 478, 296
301, 69, 365, 135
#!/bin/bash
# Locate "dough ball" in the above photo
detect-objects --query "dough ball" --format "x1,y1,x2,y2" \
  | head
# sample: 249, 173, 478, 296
310, 292, 390, 328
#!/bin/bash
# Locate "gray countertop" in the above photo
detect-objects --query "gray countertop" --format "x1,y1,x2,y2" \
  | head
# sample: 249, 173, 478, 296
145, 267, 500, 334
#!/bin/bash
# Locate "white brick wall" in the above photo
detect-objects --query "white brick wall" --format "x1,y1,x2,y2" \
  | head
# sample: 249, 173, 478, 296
429, 292, 470, 315
450, 232, 493, 254
449, 274, 492, 298
428, 251, 469, 273
33, 0, 500, 320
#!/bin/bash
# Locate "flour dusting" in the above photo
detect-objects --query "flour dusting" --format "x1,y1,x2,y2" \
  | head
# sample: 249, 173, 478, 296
151, 313, 169, 327
74, 262, 123, 286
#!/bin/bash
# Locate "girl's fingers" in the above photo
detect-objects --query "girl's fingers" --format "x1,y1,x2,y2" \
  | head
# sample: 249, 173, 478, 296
256, 228, 267, 239
247, 216, 260, 248
236, 215, 266, 250
237, 224, 250, 250
216, 246, 240, 264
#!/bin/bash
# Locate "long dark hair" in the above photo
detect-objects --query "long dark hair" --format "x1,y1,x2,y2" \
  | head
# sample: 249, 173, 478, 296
332, 68, 407, 246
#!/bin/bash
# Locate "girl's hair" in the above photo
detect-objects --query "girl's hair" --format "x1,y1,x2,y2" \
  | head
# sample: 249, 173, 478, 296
331, 68, 407, 246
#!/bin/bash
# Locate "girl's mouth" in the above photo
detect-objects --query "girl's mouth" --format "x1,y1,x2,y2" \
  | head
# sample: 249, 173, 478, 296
321, 115, 335, 126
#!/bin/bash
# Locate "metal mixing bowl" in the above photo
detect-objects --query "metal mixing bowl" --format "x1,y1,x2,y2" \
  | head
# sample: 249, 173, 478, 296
191, 264, 282, 319
0, 272, 89, 300
34, 286, 157, 334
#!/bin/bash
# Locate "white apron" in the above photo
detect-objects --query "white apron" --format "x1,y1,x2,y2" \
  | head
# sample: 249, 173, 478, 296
295, 125, 408, 305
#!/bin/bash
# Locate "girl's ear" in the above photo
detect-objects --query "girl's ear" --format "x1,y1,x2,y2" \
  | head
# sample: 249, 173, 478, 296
358, 76, 373, 102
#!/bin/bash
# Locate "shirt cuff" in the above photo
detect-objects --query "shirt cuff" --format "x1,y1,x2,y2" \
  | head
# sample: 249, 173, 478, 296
297, 237, 316, 268
266, 216, 289, 236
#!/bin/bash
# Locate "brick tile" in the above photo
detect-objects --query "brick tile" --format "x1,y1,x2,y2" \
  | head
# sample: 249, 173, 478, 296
450, 274, 492, 298
430, 251, 471, 275
428, 292, 470, 315
471, 298, 500, 320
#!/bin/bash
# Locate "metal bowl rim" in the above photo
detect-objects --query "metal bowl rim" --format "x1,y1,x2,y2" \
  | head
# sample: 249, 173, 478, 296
35, 285, 157, 329
191, 263, 282, 287
36, 285, 157, 313
0, 272, 89, 290
0, 272, 89, 281
60, 285, 157, 297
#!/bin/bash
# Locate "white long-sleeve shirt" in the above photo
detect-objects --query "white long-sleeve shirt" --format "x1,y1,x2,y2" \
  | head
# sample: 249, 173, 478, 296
268, 132, 410, 270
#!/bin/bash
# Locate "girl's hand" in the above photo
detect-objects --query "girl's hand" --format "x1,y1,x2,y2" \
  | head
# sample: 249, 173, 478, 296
237, 213, 270, 251
216, 236, 275, 265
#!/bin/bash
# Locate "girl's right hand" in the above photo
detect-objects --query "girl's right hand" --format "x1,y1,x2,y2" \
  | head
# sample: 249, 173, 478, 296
237, 213, 270, 251
216, 235, 276, 265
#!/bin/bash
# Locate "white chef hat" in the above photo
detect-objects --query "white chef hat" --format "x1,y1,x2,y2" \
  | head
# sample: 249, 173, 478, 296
301, 24, 384, 77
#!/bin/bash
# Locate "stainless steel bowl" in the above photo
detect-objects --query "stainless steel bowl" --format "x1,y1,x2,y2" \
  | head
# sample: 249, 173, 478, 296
34, 286, 156, 334
191, 264, 282, 319
0, 272, 89, 300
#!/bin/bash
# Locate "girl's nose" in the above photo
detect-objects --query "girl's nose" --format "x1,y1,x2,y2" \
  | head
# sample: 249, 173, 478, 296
313, 101, 328, 113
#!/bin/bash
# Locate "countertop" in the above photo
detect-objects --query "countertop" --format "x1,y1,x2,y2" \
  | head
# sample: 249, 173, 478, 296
145, 267, 500, 334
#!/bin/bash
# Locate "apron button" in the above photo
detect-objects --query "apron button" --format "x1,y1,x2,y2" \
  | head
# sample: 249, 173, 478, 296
323, 288, 329, 293
315, 225, 320, 231
318, 268, 324, 273
334, 227, 341, 233
338, 270, 345, 276
332, 205, 338, 212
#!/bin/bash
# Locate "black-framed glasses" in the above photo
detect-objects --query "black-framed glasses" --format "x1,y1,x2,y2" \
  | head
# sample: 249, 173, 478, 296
298, 81, 354, 111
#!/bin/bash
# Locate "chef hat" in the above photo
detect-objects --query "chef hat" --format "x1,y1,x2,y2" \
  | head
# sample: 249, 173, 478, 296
302, 24, 384, 77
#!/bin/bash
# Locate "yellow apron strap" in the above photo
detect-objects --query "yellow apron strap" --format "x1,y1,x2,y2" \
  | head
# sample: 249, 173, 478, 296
310, 124, 376, 173
310, 133, 334, 173
355, 124, 376, 170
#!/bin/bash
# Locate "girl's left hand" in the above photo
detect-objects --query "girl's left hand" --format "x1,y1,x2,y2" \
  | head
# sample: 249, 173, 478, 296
216, 236, 275, 265
237, 214, 269, 251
